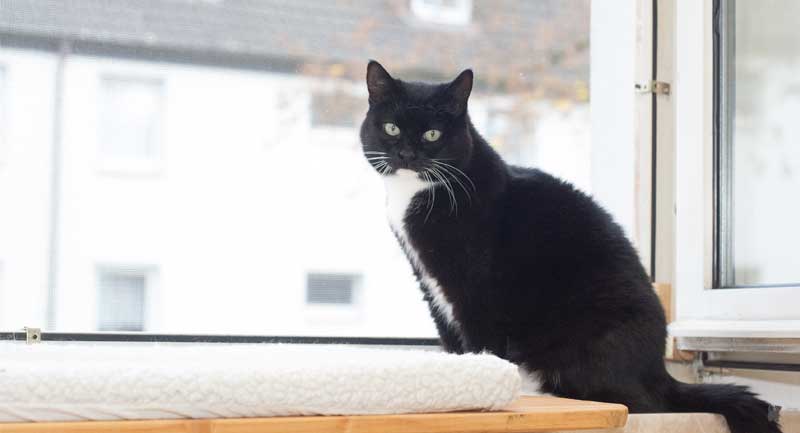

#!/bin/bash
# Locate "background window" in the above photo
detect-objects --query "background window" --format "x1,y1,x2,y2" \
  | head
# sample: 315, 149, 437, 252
306, 273, 358, 305
97, 268, 149, 332
311, 91, 362, 128
716, 0, 800, 287
411, 0, 473, 26
99, 76, 163, 161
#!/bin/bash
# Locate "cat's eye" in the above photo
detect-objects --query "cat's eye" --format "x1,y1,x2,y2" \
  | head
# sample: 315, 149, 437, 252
383, 123, 401, 136
423, 129, 442, 142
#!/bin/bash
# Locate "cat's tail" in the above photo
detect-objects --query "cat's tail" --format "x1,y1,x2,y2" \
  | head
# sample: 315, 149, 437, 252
666, 378, 782, 433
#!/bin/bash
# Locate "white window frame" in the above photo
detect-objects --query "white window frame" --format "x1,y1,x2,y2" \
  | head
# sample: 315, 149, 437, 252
590, 1, 654, 272
666, 0, 800, 338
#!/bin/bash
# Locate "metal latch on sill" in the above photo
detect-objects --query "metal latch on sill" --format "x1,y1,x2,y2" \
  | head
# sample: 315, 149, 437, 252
24, 327, 42, 344
635, 80, 671, 95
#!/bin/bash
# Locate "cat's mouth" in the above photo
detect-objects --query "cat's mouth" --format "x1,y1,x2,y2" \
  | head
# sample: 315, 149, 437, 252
381, 161, 431, 177
394, 159, 425, 171
364, 151, 428, 175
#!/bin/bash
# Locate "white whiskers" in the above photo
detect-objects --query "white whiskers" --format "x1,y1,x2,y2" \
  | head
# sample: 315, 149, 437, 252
376, 161, 392, 176
420, 159, 477, 217
426, 165, 457, 214
365, 151, 393, 175
432, 159, 477, 194
365, 149, 476, 222
421, 171, 436, 222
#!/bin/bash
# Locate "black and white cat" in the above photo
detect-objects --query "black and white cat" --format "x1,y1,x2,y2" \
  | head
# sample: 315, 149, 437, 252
359, 61, 781, 433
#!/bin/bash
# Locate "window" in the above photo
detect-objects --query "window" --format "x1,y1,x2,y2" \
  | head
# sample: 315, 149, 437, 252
306, 273, 358, 305
97, 268, 150, 332
410, 0, 472, 26
0, 1, 601, 339
311, 91, 362, 128
98, 76, 163, 165
669, 0, 800, 325
715, 0, 800, 288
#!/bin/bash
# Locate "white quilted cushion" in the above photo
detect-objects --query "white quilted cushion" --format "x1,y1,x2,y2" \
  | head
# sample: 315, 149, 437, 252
0, 343, 520, 422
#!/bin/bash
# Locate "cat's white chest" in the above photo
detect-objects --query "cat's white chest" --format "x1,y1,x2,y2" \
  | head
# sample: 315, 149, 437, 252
384, 169, 427, 230
383, 170, 459, 329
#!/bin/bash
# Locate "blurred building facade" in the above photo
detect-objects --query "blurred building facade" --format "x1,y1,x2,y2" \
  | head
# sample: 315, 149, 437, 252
0, 0, 590, 335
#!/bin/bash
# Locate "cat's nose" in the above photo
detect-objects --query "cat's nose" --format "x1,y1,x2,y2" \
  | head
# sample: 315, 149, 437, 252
397, 148, 416, 162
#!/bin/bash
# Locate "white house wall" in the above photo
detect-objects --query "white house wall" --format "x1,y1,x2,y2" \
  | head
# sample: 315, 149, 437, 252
0, 48, 56, 330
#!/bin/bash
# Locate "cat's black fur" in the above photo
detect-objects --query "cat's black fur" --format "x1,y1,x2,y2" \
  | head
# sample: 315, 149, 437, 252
360, 61, 782, 433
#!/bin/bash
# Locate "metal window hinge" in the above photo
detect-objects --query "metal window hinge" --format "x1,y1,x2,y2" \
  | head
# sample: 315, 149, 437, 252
635, 80, 671, 95
24, 327, 42, 344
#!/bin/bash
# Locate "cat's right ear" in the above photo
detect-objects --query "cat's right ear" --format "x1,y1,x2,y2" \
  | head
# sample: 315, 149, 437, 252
366, 60, 396, 106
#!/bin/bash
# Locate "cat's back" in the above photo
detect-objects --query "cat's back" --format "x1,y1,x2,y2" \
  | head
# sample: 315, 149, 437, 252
504, 165, 601, 224
499, 165, 642, 276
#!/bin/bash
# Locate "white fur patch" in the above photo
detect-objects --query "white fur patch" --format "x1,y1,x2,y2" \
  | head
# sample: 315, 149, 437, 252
383, 170, 460, 330
384, 169, 428, 231
519, 367, 554, 396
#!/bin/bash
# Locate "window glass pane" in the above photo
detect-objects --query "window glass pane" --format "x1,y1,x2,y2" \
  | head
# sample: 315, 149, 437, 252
99, 77, 163, 160
0, 1, 596, 336
730, 0, 800, 286
97, 268, 148, 332
306, 273, 358, 305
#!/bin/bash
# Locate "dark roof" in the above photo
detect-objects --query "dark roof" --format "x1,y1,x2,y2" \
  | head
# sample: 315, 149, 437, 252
0, 0, 589, 95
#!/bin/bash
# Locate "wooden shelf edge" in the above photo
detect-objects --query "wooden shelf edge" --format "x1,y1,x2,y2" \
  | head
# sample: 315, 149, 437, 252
0, 397, 628, 433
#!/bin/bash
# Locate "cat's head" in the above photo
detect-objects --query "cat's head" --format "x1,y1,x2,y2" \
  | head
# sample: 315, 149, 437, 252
359, 61, 474, 177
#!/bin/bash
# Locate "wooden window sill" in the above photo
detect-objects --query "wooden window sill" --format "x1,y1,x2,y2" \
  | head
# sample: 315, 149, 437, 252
0, 396, 628, 433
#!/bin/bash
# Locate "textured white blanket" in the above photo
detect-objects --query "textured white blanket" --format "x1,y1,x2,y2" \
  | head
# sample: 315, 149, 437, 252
0, 343, 520, 422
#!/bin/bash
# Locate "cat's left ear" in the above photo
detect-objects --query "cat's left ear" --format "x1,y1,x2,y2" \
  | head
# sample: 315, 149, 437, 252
442, 69, 473, 115
366, 60, 397, 106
